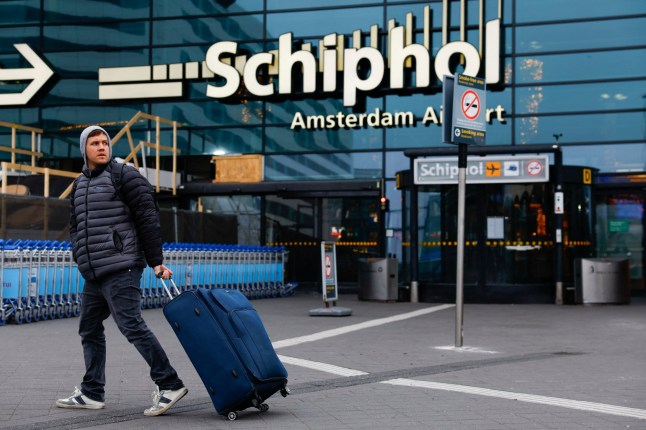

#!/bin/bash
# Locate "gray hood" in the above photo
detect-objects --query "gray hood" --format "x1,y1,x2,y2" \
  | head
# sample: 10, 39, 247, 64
79, 125, 111, 167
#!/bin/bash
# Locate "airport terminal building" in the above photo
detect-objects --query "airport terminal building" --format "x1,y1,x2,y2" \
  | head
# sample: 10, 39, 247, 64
1, 0, 644, 303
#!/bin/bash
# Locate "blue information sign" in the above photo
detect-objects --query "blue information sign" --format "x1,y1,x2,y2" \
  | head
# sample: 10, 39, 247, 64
443, 73, 487, 145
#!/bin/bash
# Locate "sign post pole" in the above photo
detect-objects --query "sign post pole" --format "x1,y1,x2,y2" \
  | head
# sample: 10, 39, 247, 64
443, 73, 486, 348
455, 143, 467, 347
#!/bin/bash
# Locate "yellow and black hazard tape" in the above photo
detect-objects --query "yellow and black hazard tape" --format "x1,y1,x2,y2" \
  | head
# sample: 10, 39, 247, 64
401, 241, 591, 247
269, 241, 378, 247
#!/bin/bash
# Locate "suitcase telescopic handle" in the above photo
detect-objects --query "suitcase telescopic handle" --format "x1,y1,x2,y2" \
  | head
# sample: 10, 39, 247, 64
156, 271, 181, 300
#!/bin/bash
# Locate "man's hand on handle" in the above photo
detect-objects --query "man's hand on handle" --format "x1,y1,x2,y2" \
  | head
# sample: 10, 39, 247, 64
154, 264, 173, 280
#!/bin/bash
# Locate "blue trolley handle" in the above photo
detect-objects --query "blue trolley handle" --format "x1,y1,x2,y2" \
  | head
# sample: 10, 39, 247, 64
156, 271, 181, 300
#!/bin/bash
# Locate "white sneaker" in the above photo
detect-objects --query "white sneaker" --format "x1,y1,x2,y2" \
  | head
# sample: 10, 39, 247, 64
144, 386, 188, 416
55, 387, 105, 410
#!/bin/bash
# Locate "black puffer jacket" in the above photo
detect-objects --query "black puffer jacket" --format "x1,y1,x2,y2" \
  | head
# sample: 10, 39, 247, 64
70, 160, 163, 281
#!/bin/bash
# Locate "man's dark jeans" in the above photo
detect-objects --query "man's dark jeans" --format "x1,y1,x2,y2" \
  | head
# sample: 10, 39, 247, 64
78, 267, 183, 402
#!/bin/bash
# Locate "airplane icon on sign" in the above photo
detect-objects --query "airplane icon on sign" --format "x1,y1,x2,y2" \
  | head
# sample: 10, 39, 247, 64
486, 162, 501, 176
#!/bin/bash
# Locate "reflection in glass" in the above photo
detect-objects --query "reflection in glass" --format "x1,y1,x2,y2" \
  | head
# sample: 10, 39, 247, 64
41, 105, 145, 134
44, 0, 148, 22
152, 101, 264, 127
516, 0, 646, 22
0, 27, 39, 53
266, 126, 381, 152
517, 112, 645, 145
189, 128, 262, 156
153, 15, 264, 44
595, 192, 644, 289
265, 152, 381, 180
386, 124, 443, 149
44, 22, 149, 50
266, 7, 381, 38
201, 196, 261, 245
0, 0, 40, 25
516, 80, 646, 114
517, 18, 646, 54
516, 49, 646, 83
266, 99, 352, 124
268, 0, 367, 10
564, 144, 646, 173
44, 79, 98, 104
154, 0, 263, 17
47, 50, 149, 74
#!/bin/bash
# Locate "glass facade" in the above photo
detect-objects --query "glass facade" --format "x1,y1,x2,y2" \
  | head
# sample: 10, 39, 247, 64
0, 0, 644, 301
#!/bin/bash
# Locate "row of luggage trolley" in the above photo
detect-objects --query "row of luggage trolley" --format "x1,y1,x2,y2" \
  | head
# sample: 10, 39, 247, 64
0, 239, 296, 326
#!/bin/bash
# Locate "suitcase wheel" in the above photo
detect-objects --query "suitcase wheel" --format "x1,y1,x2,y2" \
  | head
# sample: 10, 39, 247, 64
280, 387, 291, 397
227, 411, 238, 421
259, 403, 269, 412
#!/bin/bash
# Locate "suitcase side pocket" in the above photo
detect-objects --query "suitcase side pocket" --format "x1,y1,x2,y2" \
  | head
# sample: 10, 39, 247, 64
230, 309, 288, 381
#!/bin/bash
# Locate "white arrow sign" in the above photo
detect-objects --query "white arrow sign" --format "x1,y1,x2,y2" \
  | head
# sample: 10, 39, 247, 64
0, 44, 54, 106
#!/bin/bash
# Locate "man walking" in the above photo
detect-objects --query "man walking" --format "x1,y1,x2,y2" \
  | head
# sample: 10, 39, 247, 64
56, 125, 187, 416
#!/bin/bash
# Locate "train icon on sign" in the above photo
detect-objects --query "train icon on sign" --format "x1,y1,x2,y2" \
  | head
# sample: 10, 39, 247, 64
504, 161, 520, 176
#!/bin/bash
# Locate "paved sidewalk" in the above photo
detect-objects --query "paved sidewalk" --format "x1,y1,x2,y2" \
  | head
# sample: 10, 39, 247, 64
0, 291, 644, 429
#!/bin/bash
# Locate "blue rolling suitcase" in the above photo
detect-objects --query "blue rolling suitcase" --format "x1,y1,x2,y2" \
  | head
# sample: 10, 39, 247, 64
160, 279, 289, 421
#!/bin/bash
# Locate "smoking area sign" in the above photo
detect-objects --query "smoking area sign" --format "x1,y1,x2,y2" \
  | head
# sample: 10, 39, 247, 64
443, 73, 486, 145
320, 242, 338, 302
414, 155, 550, 185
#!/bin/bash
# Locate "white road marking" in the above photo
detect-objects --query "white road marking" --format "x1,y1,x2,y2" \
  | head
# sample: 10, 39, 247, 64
382, 378, 646, 420
272, 304, 454, 349
434, 345, 499, 354
278, 355, 368, 377
272, 302, 645, 421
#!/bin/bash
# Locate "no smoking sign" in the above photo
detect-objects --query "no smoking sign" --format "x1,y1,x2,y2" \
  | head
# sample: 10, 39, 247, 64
461, 90, 480, 120
526, 160, 544, 176
443, 73, 486, 146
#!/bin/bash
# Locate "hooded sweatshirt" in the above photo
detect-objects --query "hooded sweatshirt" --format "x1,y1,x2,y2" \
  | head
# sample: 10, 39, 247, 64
70, 126, 163, 280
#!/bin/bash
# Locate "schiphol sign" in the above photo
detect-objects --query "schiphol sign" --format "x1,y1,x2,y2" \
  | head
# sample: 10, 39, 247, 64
202, 14, 501, 107
95, 4, 503, 113
0, 3, 504, 121
414, 155, 550, 185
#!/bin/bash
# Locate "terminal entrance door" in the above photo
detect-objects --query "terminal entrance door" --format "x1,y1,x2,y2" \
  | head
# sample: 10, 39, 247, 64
411, 166, 594, 303
191, 181, 382, 291
264, 195, 382, 288
594, 190, 645, 292
416, 182, 559, 302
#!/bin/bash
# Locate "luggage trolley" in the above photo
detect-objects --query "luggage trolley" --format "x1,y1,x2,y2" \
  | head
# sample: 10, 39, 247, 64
65, 241, 82, 317
39, 241, 54, 320
205, 244, 217, 289
0, 240, 16, 324
57, 241, 74, 318
53, 242, 69, 319
0, 239, 298, 327
0, 240, 7, 326
1, 240, 29, 324
260, 246, 277, 298
26, 241, 43, 322
213, 245, 226, 289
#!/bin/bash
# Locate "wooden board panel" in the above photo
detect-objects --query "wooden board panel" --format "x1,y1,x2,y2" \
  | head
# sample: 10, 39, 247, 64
212, 154, 264, 183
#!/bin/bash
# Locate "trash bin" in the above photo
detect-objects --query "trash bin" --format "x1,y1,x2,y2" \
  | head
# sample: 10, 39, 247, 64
358, 257, 398, 301
573, 258, 630, 304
